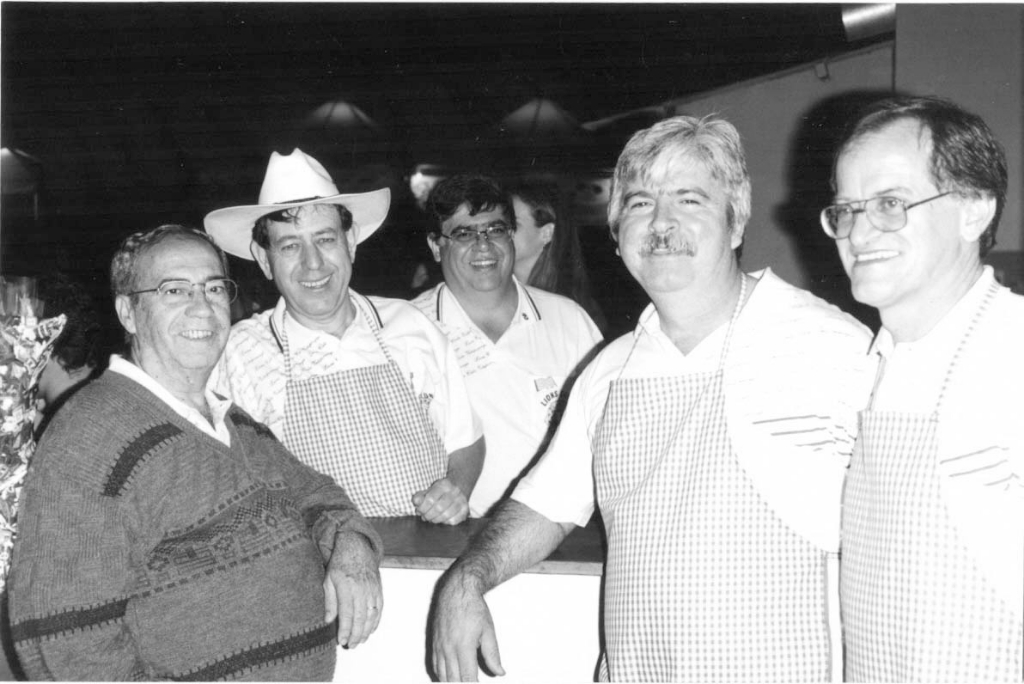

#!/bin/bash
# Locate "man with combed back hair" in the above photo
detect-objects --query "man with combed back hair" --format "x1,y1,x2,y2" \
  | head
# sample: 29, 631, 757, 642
9, 225, 383, 680
430, 115, 874, 682
822, 95, 1024, 682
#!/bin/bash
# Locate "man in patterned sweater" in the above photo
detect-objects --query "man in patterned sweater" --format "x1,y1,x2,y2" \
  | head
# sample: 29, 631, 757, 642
9, 225, 384, 680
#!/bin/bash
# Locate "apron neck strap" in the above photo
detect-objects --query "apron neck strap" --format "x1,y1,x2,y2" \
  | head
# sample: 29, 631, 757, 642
933, 279, 1000, 416
618, 272, 751, 381
273, 294, 396, 375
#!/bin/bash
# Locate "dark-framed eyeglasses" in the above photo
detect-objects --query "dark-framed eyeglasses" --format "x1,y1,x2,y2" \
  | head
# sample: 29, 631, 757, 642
436, 223, 513, 245
820, 192, 951, 240
129, 278, 238, 305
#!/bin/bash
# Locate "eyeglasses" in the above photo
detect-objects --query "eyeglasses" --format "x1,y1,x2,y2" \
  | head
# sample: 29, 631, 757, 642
437, 223, 513, 245
820, 192, 951, 240
129, 278, 238, 305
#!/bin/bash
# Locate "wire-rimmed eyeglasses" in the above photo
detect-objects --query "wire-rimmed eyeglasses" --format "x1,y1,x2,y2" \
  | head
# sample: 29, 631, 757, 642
436, 223, 514, 245
819, 192, 951, 240
129, 278, 238, 305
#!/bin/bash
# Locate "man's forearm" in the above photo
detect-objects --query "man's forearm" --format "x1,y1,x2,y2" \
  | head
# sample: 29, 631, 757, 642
446, 436, 485, 497
445, 499, 574, 594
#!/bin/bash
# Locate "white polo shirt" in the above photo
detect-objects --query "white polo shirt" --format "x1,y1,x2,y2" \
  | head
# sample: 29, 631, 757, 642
412, 279, 603, 516
209, 290, 482, 454
514, 268, 874, 551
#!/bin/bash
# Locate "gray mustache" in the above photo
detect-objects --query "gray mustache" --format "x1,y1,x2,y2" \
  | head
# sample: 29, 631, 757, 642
643, 233, 696, 256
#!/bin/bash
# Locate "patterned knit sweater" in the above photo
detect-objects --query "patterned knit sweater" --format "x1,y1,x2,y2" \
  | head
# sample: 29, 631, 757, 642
8, 371, 383, 681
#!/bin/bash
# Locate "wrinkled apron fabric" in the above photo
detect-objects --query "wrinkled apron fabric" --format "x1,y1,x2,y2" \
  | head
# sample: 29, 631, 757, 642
278, 307, 448, 517
594, 371, 831, 682
592, 278, 831, 682
842, 283, 1023, 682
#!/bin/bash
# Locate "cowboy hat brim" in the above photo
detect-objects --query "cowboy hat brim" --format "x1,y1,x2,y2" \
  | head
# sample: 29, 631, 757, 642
203, 187, 391, 260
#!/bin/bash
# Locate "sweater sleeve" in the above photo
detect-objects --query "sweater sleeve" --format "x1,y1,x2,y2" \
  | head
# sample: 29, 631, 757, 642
9, 458, 151, 680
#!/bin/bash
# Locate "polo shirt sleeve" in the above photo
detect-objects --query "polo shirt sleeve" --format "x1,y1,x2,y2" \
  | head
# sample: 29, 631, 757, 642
378, 299, 484, 454
512, 359, 603, 526
423, 325, 484, 453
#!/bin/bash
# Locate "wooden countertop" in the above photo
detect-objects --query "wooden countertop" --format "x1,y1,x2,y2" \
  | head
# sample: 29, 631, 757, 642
368, 516, 605, 576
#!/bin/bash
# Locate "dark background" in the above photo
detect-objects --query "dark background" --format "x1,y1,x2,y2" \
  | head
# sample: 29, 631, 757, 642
1, 3, 881, 334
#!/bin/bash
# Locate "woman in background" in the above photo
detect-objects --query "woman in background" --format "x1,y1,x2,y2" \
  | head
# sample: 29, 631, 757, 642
508, 181, 607, 333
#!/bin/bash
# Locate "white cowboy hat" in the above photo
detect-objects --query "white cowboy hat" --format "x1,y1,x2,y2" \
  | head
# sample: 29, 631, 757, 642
204, 149, 391, 260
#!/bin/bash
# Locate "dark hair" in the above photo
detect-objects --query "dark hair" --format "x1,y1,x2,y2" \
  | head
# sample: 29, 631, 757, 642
424, 174, 514, 236
249, 204, 354, 249
832, 95, 1008, 256
110, 224, 228, 300
507, 180, 595, 306
38, 274, 106, 375
251, 203, 354, 249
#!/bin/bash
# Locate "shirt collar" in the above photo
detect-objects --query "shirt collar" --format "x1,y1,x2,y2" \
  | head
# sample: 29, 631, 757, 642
434, 277, 540, 328
271, 291, 376, 349
108, 354, 232, 430
631, 270, 767, 362
870, 265, 997, 360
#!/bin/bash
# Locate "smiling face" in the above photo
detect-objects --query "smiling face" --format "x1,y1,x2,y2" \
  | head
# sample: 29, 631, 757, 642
252, 204, 357, 332
615, 152, 742, 299
430, 203, 516, 298
834, 118, 990, 336
115, 235, 230, 392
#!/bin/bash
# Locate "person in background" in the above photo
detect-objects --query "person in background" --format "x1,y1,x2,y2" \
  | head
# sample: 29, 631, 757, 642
430, 115, 874, 682
822, 95, 1023, 682
205, 149, 483, 525
9, 225, 383, 680
411, 175, 602, 516
33, 274, 107, 436
507, 180, 607, 332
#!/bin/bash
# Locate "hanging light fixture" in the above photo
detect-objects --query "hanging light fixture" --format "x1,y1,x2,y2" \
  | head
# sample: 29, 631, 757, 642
1, 147, 43, 220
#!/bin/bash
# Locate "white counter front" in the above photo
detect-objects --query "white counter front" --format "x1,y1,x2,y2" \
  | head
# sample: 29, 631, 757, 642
335, 517, 604, 683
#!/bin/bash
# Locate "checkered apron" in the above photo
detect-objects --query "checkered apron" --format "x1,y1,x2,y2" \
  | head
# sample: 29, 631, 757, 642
841, 283, 1023, 682
279, 306, 448, 517
592, 279, 832, 682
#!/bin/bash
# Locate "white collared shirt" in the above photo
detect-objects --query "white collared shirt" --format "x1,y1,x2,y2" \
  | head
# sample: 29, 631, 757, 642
108, 354, 232, 446
870, 266, 997, 413
412, 278, 602, 514
514, 269, 874, 551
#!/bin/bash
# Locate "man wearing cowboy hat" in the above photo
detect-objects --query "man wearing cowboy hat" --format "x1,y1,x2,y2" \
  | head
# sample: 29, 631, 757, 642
205, 149, 484, 525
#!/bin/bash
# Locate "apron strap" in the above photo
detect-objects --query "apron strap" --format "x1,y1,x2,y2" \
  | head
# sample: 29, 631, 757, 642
269, 314, 285, 354
274, 293, 395, 375
933, 280, 1000, 417
354, 294, 398, 367
615, 272, 752, 382
607, 273, 753, 470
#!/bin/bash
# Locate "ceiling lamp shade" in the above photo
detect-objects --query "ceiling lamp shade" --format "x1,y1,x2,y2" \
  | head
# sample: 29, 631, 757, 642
498, 98, 588, 141
1, 147, 42, 196
305, 99, 380, 133
1, 147, 42, 220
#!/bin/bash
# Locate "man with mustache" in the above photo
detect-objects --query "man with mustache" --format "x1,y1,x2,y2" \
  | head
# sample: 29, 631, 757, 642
205, 150, 484, 525
430, 115, 874, 681
823, 95, 1023, 681
9, 226, 383, 679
